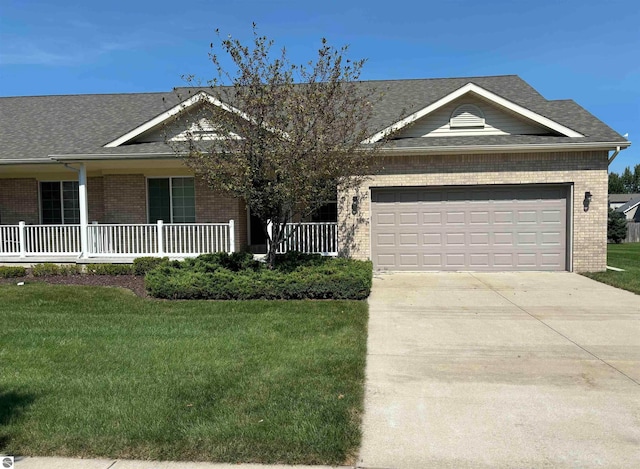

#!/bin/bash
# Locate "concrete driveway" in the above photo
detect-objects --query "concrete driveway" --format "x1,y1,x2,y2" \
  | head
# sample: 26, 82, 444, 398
358, 272, 640, 469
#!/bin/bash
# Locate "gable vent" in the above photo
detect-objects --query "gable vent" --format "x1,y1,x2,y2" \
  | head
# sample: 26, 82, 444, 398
450, 104, 485, 129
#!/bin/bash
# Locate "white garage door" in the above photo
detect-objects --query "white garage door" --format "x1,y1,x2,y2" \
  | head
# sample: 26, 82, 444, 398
371, 185, 568, 271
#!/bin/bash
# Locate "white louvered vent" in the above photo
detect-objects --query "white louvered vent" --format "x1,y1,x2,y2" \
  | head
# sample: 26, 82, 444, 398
449, 104, 485, 129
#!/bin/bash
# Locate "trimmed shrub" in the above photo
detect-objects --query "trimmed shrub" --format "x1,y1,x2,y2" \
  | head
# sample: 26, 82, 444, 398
85, 263, 133, 275
32, 263, 60, 276
145, 252, 372, 300
132, 257, 170, 276
0, 266, 27, 278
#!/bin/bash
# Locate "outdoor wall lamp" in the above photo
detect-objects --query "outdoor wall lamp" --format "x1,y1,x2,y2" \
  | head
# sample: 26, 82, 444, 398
351, 196, 358, 215
583, 191, 592, 211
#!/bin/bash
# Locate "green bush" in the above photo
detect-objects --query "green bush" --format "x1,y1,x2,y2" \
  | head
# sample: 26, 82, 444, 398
608, 208, 628, 243
32, 263, 60, 276
145, 252, 372, 300
0, 266, 27, 278
132, 257, 170, 276
85, 263, 133, 275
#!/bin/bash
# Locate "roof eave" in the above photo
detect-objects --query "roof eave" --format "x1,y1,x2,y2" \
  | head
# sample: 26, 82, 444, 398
379, 141, 631, 155
49, 152, 178, 162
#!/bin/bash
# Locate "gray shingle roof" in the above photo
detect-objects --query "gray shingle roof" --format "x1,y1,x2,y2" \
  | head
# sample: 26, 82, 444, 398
609, 193, 640, 204
616, 196, 640, 213
0, 75, 629, 163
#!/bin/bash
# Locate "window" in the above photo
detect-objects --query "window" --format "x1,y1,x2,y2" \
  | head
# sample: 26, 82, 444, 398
40, 181, 80, 224
148, 177, 196, 223
311, 201, 338, 222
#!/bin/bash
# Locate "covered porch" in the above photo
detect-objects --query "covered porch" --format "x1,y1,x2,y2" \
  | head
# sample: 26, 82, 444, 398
0, 159, 338, 263
0, 219, 338, 262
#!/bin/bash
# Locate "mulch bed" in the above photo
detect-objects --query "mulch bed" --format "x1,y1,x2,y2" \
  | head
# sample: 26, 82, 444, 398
0, 274, 148, 298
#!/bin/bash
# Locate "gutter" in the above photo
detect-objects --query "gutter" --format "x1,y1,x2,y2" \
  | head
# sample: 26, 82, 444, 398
50, 152, 177, 162
378, 141, 631, 155
0, 141, 631, 165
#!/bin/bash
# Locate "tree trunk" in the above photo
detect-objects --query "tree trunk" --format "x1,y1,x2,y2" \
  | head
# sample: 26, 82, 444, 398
264, 220, 282, 269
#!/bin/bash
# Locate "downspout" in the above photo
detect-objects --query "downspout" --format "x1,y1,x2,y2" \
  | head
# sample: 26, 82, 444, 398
607, 146, 621, 166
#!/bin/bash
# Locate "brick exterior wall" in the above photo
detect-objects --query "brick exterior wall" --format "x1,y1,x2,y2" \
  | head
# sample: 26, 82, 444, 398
87, 176, 105, 222
103, 174, 147, 223
0, 178, 39, 224
194, 177, 247, 251
338, 151, 609, 272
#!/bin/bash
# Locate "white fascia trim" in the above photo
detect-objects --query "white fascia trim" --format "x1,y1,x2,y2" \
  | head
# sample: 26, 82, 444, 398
103, 91, 258, 148
378, 141, 629, 155
363, 82, 584, 143
50, 153, 177, 161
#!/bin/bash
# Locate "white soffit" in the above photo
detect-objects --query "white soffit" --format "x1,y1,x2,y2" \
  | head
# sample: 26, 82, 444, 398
363, 83, 584, 143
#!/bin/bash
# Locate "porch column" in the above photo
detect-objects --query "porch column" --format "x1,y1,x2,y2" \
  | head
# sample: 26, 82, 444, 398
78, 163, 89, 257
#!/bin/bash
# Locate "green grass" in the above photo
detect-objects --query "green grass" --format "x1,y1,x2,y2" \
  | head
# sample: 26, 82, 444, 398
0, 284, 368, 464
583, 242, 640, 295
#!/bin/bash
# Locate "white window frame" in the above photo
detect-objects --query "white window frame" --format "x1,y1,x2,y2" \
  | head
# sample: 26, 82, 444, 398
38, 180, 80, 225
146, 176, 196, 224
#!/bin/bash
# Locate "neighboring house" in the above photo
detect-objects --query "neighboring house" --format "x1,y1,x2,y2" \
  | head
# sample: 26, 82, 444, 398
609, 193, 640, 211
0, 75, 631, 272
615, 196, 640, 222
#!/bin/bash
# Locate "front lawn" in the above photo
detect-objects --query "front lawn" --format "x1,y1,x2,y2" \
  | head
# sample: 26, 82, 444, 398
583, 242, 640, 295
0, 284, 368, 464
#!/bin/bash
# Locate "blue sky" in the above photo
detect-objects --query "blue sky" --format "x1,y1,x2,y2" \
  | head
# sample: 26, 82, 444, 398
1, 0, 638, 173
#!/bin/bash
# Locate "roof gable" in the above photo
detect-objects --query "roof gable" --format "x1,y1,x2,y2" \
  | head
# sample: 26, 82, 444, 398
391, 93, 558, 139
363, 82, 584, 143
104, 91, 253, 148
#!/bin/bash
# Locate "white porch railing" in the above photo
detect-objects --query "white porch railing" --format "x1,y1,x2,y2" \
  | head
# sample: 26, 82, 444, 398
0, 220, 235, 258
275, 222, 338, 256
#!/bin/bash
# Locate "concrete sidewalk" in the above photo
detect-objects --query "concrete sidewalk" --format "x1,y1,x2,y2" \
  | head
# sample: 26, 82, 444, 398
12, 456, 347, 469
358, 272, 640, 469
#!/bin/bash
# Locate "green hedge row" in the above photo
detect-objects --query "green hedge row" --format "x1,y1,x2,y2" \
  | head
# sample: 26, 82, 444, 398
145, 252, 372, 300
31, 263, 133, 276
0, 266, 27, 278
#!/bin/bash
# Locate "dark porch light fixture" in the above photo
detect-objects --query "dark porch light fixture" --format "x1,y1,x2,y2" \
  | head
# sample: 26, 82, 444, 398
583, 191, 592, 211
351, 196, 358, 215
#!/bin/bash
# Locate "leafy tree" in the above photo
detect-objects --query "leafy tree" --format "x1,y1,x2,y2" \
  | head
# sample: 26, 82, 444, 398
621, 167, 636, 193
608, 208, 628, 243
608, 172, 625, 194
608, 164, 640, 194
171, 26, 385, 266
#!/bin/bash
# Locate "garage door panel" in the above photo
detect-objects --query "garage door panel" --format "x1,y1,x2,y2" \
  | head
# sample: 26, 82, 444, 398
470, 232, 489, 246
446, 212, 466, 224
423, 233, 442, 246
542, 210, 562, 224
423, 254, 442, 268
376, 212, 396, 225
493, 253, 515, 267
541, 232, 562, 245
469, 253, 490, 267
446, 233, 466, 246
470, 211, 490, 224
399, 212, 419, 225
371, 185, 568, 271
376, 233, 396, 246
517, 211, 537, 223
399, 233, 419, 246
399, 254, 419, 267
494, 232, 514, 245
445, 253, 465, 267
494, 211, 514, 224
422, 211, 442, 224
